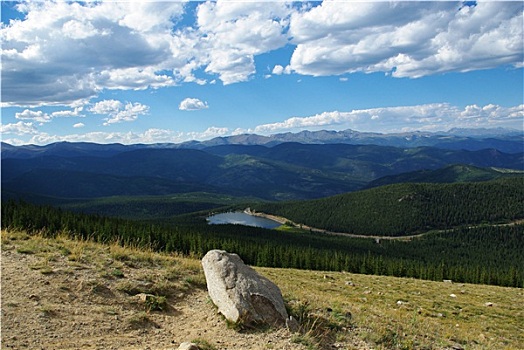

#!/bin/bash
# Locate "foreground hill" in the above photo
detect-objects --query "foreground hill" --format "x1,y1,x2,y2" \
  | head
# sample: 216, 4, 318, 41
2, 230, 523, 350
3, 142, 523, 201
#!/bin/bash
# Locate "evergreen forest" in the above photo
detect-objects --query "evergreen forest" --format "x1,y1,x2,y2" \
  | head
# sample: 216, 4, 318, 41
252, 177, 524, 236
3, 196, 523, 288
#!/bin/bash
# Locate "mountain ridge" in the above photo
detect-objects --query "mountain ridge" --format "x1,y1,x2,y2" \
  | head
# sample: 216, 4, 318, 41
2, 127, 523, 157
2, 141, 523, 201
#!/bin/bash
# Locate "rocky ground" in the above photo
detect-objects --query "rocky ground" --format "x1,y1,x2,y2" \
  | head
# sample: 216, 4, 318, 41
1, 232, 310, 350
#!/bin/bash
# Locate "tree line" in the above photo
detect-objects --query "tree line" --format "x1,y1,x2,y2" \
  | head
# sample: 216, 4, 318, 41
2, 199, 522, 287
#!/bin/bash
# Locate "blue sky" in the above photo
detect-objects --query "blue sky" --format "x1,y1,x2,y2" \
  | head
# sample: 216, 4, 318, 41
1, 1, 523, 145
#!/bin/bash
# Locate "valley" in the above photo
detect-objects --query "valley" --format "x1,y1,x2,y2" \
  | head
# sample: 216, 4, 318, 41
2, 128, 523, 349
2, 129, 523, 290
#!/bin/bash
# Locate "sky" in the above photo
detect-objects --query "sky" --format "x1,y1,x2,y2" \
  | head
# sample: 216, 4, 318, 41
1, 0, 523, 145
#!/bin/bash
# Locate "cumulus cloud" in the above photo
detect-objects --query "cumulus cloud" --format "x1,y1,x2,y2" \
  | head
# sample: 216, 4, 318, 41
89, 99, 149, 125
1, 1, 522, 109
73, 123, 85, 128
190, 126, 229, 139
179, 98, 209, 111
1, 1, 295, 106
196, 1, 292, 84
0, 121, 39, 135
12, 107, 84, 126
51, 107, 84, 118
249, 103, 524, 134
104, 103, 150, 125
272, 65, 292, 75
289, 1, 523, 77
90, 100, 124, 115
15, 109, 51, 123
3, 102, 523, 146
1, 1, 186, 107
2, 126, 232, 146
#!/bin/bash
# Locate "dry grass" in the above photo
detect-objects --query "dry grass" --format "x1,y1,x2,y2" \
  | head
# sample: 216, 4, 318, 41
2, 229, 522, 350
258, 267, 524, 350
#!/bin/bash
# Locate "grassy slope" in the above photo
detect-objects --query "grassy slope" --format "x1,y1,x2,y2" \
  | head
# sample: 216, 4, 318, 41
2, 229, 522, 350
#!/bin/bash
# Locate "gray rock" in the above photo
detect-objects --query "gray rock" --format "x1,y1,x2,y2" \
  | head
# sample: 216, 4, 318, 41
202, 250, 288, 327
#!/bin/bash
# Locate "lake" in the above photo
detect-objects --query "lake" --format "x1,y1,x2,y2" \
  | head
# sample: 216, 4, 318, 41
206, 212, 282, 229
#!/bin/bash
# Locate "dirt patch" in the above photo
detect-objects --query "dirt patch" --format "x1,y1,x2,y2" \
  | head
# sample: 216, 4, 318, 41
1, 235, 307, 350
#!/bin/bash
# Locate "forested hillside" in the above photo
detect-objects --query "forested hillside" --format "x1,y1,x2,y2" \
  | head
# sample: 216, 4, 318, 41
365, 164, 523, 188
3, 142, 523, 201
2, 200, 523, 287
253, 177, 524, 236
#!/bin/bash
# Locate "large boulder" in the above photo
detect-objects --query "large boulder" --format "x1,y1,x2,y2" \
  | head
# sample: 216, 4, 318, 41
202, 250, 289, 327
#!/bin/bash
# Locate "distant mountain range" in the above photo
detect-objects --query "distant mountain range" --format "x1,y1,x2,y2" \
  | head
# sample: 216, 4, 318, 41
178, 128, 523, 153
2, 127, 523, 159
2, 128, 523, 201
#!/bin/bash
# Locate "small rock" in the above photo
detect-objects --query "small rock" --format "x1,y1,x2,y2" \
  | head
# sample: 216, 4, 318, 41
443, 279, 453, 284
449, 294, 457, 298
484, 302, 493, 307
134, 293, 154, 303
178, 342, 200, 350
345, 281, 354, 286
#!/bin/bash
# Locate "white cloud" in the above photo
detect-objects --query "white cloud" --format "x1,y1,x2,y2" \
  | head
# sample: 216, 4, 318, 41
3, 102, 523, 146
11, 107, 84, 126
73, 123, 85, 128
1, 1, 522, 109
15, 109, 51, 123
4, 126, 231, 146
89, 99, 149, 125
51, 107, 84, 118
272, 64, 292, 75
195, 1, 292, 84
104, 103, 150, 125
1, 1, 293, 105
62, 20, 103, 40
90, 100, 124, 115
249, 103, 524, 134
196, 126, 229, 139
1, 1, 187, 107
98, 67, 176, 90
179, 98, 209, 111
0, 121, 38, 135
289, 2, 523, 77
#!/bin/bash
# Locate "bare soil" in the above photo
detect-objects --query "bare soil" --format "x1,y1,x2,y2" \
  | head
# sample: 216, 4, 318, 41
1, 235, 307, 350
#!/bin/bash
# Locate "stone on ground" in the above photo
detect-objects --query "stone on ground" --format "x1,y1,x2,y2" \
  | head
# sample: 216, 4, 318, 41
202, 249, 289, 327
